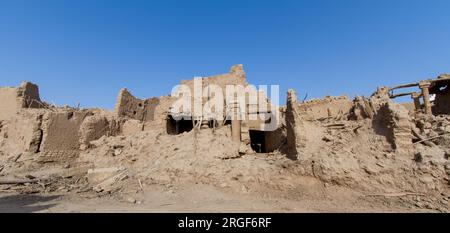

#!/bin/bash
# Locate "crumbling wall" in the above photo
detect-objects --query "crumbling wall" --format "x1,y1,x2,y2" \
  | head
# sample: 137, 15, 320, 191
18, 82, 43, 108
143, 97, 160, 121
350, 87, 413, 156
0, 87, 21, 120
115, 88, 147, 120
285, 89, 306, 159
114, 86, 179, 134
114, 87, 171, 133
40, 111, 91, 157
178, 64, 248, 120
0, 81, 119, 156
0, 82, 44, 120
350, 86, 392, 120
387, 102, 413, 155
121, 119, 143, 136
298, 96, 353, 120
145, 96, 176, 131
79, 113, 120, 150
181, 64, 247, 90
433, 89, 450, 114
3, 110, 44, 153
350, 96, 375, 120
0, 82, 46, 153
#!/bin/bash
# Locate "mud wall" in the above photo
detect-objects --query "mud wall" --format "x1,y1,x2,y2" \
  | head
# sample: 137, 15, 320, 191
115, 88, 147, 120
0, 82, 45, 121
178, 64, 248, 119
144, 96, 176, 132
3, 110, 43, 153
39, 111, 91, 156
285, 89, 306, 159
181, 64, 247, 91
264, 127, 287, 153
0, 87, 21, 120
388, 102, 413, 155
18, 82, 43, 108
298, 96, 353, 120
79, 114, 120, 150
115, 88, 167, 123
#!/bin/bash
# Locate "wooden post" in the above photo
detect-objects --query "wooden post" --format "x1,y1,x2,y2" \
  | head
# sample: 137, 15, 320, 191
230, 101, 241, 142
411, 92, 421, 112
419, 81, 432, 115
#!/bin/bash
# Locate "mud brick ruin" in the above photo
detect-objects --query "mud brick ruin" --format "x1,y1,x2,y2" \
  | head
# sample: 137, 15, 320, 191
0, 65, 449, 212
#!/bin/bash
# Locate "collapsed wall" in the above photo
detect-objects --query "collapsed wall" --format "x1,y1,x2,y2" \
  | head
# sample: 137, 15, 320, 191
298, 95, 353, 120
0, 82, 122, 158
0, 82, 44, 120
0, 82, 46, 153
349, 87, 414, 155
3, 110, 44, 153
367, 100, 414, 156
39, 111, 91, 157
285, 89, 306, 159
113, 64, 281, 153
283, 87, 447, 201
385, 102, 414, 155
114, 88, 161, 122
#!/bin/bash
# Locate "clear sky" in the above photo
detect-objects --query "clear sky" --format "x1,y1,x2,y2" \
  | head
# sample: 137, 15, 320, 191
1, 0, 449, 109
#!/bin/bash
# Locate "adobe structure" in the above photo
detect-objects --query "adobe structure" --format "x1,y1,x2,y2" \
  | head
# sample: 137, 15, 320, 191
0, 65, 449, 212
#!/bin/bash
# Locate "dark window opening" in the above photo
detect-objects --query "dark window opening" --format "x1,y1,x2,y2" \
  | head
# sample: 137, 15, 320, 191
166, 115, 193, 135
249, 130, 267, 153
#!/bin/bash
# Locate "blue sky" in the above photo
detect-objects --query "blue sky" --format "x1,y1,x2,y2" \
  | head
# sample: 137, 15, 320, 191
1, 0, 449, 109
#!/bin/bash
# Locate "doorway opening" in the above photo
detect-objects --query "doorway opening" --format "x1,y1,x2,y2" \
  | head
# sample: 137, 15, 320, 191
166, 115, 194, 135
249, 130, 267, 153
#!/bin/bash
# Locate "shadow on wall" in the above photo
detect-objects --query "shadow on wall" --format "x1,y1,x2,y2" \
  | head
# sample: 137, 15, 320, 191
371, 103, 395, 149
0, 194, 60, 213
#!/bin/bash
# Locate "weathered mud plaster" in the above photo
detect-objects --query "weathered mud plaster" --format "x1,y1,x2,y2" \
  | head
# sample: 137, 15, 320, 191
350, 87, 414, 156
298, 95, 353, 120
0, 81, 45, 120
387, 102, 413, 155
285, 89, 306, 159
115, 88, 147, 120
4, 110, 44, 153
79, 113, 120, 150
0, 82, 47, 153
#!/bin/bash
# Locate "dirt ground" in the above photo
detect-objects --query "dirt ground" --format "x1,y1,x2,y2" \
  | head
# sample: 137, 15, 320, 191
0, 182, 433, 213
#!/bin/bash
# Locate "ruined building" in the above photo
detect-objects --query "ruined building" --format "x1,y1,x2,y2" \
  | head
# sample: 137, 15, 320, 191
0, 67, 449, 211
1, 67, 449, 161
0, 65, 283, 159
